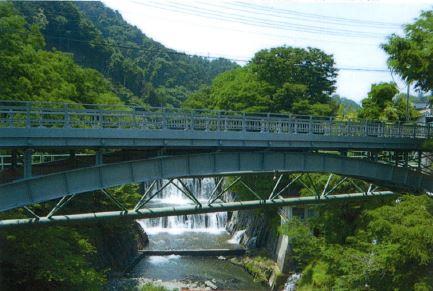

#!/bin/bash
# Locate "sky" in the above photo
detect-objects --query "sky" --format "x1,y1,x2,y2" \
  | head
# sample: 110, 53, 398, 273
102, 0, 432, 103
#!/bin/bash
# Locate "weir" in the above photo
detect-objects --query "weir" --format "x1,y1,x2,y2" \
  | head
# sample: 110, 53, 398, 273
127, 178, 264, 291
138, 178, 227, 234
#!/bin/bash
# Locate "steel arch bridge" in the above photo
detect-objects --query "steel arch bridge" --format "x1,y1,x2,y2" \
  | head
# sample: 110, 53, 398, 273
0, 100, 432, 228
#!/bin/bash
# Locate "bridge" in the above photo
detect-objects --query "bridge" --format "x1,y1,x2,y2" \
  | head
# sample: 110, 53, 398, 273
0, 100, 432, 228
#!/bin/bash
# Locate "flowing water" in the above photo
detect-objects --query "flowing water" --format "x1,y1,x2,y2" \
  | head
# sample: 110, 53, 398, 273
130, 178, 267, 290
283, 273, 301, 291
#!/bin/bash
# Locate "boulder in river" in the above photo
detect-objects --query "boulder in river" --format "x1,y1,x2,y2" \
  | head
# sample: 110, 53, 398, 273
205, 280, 218, 290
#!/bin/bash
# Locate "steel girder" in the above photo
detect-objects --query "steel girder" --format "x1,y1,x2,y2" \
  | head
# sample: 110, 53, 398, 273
0, 151, 432, 212
0, 127, 425, 151
0, 191, 396, 228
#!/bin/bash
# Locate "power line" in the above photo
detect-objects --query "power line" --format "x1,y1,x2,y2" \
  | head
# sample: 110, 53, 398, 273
27, 5, 382, 47
131, 0, 386, 39
199, 1, 401, 29
234, 1, 401, 27
149, 0, 387, 37
38, 33, 390, 72
1, 25, 392, 72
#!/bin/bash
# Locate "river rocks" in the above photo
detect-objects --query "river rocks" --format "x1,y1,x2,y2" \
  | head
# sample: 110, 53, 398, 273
205, 280, 218, 289
134, 221, 149, 249
227, 209, 280, 257
91, 220, 146, 275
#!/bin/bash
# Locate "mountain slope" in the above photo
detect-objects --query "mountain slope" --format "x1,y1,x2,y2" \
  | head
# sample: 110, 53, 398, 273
14, 1, 238, 107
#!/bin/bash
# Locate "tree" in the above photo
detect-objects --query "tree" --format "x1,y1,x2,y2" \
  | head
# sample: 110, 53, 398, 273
184, 46, 338, 115
0, 3, 121, 105
383, 10, 433, 91
251, 46, 337, 104
287, 195, 433, 290
358, 82, 418, 121
0, 4, 137, 289
208, 67, 274, 112
14, 1, 238, 107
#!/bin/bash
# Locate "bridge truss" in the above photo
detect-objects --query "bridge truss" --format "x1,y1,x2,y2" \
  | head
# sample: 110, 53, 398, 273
0, 100, 431, 228
0, 173, 395, 228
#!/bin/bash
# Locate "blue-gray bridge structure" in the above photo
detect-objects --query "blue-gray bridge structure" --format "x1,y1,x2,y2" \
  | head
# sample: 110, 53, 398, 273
0, 100, 432, 228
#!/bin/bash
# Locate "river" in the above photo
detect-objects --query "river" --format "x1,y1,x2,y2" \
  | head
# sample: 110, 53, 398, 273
128, 178, 267, 290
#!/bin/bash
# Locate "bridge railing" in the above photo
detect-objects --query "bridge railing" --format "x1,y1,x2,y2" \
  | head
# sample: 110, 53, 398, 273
0, 100, 430, 139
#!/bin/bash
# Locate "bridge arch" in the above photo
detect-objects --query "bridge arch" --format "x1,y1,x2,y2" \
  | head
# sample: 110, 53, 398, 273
1, 151, 432, 212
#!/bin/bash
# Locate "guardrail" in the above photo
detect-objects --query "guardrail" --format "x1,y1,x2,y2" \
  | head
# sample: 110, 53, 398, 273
0, 153, 93, 170
0, 100, 431, 139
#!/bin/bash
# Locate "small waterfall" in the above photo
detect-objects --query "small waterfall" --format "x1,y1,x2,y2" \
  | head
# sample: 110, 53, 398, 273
283, 273, 301, 291
138, 178, 227, 235
228, 229, 246, 244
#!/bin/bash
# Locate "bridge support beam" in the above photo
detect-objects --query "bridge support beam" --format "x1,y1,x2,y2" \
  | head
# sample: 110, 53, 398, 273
95, 150, 103, 165
23, 149, 33, 178
0, 191, 396, 228
11, 150, 17, 169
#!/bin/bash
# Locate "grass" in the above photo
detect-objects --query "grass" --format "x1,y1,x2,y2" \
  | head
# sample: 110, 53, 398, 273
140, 282, 174, 291
230, 250, 280, 284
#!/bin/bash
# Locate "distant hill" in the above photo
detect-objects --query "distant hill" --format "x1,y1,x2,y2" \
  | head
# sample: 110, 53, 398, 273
14, 1, 238, 107
332, 95, 360, 113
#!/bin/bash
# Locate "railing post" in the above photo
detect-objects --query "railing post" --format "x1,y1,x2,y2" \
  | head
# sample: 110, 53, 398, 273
8, 109, 13, 128
418, 150, 422, 171
190, 111, 194, 130
162, 108, 167, 129
98, 110, 103, 128
397, 122, 401, 137
11, 150, 17, 169
309, 116, 313, 134
267, 113, 270, 133
364, 121, 368, 136
242, 113, 246, 132
64, 104, 70, 128
25, 102, 31, 128
413, 124, 416, 138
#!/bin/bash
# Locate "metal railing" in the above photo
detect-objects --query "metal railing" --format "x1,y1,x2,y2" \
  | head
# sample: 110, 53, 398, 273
0, 153, 93, 170
0, 100, 431, 139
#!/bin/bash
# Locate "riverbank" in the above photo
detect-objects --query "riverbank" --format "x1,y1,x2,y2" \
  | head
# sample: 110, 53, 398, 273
113, 255, 268, 290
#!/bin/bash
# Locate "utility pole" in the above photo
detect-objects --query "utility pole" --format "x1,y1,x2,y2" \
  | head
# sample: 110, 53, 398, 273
406, 82, 410, 121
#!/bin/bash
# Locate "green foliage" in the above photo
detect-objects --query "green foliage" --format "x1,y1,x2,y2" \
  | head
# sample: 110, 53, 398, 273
208, 67, 274, 112
290, 195, 433, 290
358, 82, 419, 121
0, 183, 143, 290
297, 261, 333, 290
14, 1, 238, 107
0, 227, 106, 290
333, 94, 360, 121
383, 10, 433, 91
140, 282, 172, 291
184, 46, 338, 115
0, 2, 121, 105
251, 46, 337, 104
0, 4, 146, 289
279, 217, 321, 270
231, 253, 279, 283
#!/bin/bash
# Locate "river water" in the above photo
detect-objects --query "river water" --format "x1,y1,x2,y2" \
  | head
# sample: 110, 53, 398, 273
130, 178, 267, 290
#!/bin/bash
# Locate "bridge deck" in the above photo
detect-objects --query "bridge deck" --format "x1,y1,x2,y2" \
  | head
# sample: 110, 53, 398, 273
0, 100, 429, 150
